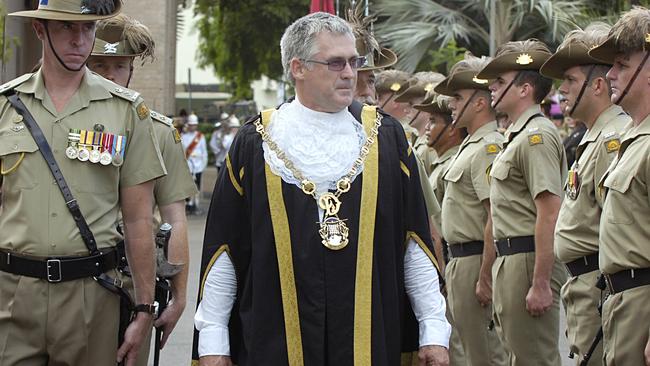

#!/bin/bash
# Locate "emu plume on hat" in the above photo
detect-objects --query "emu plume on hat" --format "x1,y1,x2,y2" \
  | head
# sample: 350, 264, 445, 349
590, 7, 650, 64
435, 52, 493, 96
92, 14, 156, 65
346, 5, 397, 71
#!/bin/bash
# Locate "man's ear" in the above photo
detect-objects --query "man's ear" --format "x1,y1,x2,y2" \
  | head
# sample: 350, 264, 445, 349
291, 58, 307, 81
519, 82, 532, 100
32, 19, 46, 41
592, 77, 606, 97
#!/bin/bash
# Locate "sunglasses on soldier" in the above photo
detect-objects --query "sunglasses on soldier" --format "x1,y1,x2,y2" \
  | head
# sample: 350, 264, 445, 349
300, 56, 367, 71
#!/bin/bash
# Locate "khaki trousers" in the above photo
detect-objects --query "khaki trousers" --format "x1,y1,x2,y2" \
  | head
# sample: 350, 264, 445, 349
560, 270, 604, 366
0, 270, 120, 366
446, 255, 507, 366
602, 284, 650, 366
492, 253, 567, 366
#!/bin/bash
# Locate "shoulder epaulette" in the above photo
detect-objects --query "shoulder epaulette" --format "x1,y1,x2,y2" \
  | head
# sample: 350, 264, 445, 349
109, 86, 140, 103
0, 73, 34, 95
150, 110, 173, 126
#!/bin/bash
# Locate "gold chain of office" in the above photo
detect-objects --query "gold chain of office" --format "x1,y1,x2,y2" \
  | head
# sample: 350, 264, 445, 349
254, 113, 382, 250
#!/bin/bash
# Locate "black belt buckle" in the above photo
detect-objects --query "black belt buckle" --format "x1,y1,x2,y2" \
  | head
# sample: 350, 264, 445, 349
47, 259, 62, 283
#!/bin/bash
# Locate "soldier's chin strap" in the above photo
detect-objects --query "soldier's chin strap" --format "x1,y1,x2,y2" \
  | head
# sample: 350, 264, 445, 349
614, 50, 650, 106
492, 71, 521, 109
452, 90, 478, 127
380, 91, 396, 109
43, 21, 94, 73
407, 110, 421, 126
126, 62, 134, 88
429, 121, 452, 148
568, 65, 597, 117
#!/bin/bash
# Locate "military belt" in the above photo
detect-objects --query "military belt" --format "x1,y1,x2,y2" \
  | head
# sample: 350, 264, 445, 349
604, 268, 650, 295
565, 253, 599, 277
0, 249, 118, 283
494, 236, 535, 256
448, 240, 483, 258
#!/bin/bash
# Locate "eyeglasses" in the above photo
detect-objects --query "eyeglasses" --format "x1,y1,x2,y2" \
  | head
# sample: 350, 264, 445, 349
300, 56, 367, 71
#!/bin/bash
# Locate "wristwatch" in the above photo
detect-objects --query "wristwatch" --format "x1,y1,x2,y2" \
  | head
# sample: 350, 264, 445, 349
134, 301, 159, 318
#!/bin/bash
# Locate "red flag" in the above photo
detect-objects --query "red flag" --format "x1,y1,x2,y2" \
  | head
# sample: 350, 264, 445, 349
310, 0, 335, 14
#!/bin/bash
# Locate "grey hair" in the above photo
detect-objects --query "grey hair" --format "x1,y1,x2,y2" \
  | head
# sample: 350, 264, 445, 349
280, 12, 354, 84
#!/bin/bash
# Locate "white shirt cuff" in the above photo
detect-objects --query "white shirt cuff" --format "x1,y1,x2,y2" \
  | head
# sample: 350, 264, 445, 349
194, 252, 237, 357
404, 238, 451, 348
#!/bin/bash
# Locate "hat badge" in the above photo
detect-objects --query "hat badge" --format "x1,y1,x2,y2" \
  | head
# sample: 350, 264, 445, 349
424, 83, 434, 92
645, 33, 650, 43
104, 42, 119, 54
472, 76, 489, 84
390, 83, 401, 92
516, 53, 534, 65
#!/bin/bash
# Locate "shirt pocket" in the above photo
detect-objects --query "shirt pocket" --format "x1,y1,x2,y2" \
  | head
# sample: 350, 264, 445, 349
0, 133, 39, 190
603, 168, 635, 225
490, 159, 511, 181
443, 166, 464, 183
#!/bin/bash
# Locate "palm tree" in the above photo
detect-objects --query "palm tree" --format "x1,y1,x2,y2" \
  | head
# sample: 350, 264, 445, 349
374, 0, 588, 72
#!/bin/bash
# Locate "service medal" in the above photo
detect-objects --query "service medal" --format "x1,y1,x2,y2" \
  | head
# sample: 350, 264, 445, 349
66, 146, 79, 159
100, 151, 112, 165
89, 149, 101, 163
112, 153, 123, 166
78, 148, 90, 162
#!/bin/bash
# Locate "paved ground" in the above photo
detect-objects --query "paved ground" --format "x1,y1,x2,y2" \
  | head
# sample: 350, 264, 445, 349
150, 167, 575, 366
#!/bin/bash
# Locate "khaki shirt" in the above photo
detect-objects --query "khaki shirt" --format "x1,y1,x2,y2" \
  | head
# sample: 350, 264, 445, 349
401, 121, 419, 146
414, 133, 438, 176
442, 121, 503, 244
554, 105, 630, 263
151, 112, 198, 206
0, 69, 165, 256
600, 115, 650, 274
429, 144, 460, 232
490, 105, 567, 240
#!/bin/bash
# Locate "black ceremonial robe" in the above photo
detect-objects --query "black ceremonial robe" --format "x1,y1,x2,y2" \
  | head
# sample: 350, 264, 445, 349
191, 102, 439, 366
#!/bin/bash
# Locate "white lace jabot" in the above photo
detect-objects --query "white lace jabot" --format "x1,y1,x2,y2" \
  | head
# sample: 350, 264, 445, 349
262, 98, 366, 197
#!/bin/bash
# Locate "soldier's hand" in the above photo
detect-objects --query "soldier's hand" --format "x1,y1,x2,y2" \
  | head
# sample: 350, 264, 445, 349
116, 312, 154, 366
525, 283, 553, 317
475, 276, 492, 307
418, 345, 449, 366
644, 337, 650, 365
154, 298, 186, 348
199, 355, 234, 366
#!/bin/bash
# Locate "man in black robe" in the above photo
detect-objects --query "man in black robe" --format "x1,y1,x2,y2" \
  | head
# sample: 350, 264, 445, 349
192, 12, 450, 366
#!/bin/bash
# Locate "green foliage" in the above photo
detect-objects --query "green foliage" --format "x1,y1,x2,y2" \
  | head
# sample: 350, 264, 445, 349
193, 0, 309, 99
425, 40, 467, 73
0, 4, 19, 64
374, 0, 589, 72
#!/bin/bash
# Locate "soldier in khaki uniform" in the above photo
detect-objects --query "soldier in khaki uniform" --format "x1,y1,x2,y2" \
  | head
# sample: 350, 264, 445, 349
434, 53, 507, 366
376, 70, 418, 141
0, 1, 166, 365
87, 13, 198, 366
539, 23, 630, 365
414, 92, 467, 366
588, 7, 650, 365
396, 72, 444, 175
476, 40, 568, 366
